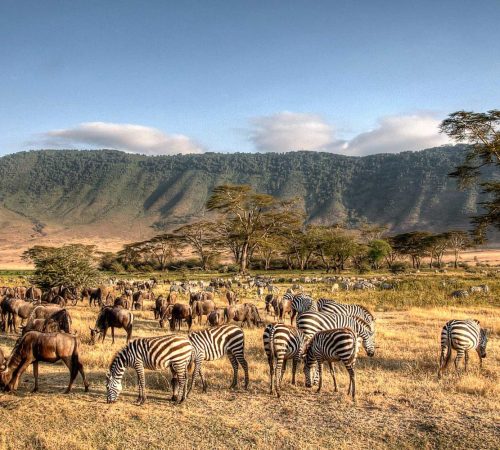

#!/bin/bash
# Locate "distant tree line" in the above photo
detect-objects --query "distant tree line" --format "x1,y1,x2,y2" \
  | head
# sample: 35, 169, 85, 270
98, 184, 474, 274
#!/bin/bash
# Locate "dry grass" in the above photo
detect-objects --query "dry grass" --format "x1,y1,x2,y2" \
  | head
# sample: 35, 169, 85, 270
0, 272, 499, 449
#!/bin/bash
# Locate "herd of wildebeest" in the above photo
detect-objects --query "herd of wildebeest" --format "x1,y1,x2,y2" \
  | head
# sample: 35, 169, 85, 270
0, 275, 491, 403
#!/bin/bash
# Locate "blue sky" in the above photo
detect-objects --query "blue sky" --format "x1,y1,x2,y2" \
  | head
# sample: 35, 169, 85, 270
1, 0, 499, 156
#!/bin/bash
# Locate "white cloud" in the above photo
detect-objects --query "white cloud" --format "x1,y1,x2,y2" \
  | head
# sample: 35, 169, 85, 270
248, 112, 451, 156
341, 114, 451, 156
249, 112, 334, 152
33, 122, 203, 155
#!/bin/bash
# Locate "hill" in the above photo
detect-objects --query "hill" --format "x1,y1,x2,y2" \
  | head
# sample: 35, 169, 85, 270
0, 146, 487, 266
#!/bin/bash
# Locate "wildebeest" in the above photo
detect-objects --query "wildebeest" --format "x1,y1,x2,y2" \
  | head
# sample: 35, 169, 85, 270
154, 295, 171, 319
14, 287, 27, 299
191, 299, 215, 325
225, 303, 263, 328
22, 309, 72, 335
132, 290, 155, 311
81, 286, 109, 307
265, 294, 279, 319
26, 287, 42, 302
159, 303, 192, 331
1, 298, 35, 333
226, 290, 238, 305
279, 297, 293, 324
90, 306, 134, 344
43, 286, 77, 305
207, 308, 226, 327
113, 296, 129, 309
0, 331, 89, 393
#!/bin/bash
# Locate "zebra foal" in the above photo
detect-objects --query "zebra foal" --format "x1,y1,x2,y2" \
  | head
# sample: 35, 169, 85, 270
438, 319, 488, 378
106, 334, 194, 405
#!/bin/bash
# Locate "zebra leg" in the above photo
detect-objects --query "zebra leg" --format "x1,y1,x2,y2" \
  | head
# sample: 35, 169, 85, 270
267, 353, 274, 395
316, 360, 323, 393
134, 362, 146, 405
228, 353, 239, 389
291, 356, 299, 385
188, 354, 202, 395
328, 361, 337, 392
275, 355, 284, 398
239, 355, 249, 390
347, 366, 356, 400
173, 363, 188, 404
454, 350, 464, 374
438, 346, 452, 379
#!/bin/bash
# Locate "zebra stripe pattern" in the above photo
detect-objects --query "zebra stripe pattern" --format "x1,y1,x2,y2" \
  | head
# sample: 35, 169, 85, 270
106, 334, 194, 404
304, 328, 360, 399
296, 311, 375, 357
188, 324, 249, 392
317, 298, 376, 332
283, 293, 318, 323
263, 323, 308, 397
438, 319, 488, 378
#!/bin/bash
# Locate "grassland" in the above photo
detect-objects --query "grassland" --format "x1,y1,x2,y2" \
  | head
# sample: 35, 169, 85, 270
0, 271, 499, 450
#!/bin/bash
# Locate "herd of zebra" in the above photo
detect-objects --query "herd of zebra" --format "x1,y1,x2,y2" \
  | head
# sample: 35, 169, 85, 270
105, 293, 490, 404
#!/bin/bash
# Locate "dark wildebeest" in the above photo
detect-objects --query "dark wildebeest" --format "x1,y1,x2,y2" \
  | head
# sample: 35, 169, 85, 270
226, 290, 238, 305
81, 287, 108, 307
0, 347, 4, 368
1, 298, 35, 333
153, 295, 171, 319
225, 303, 263, 328
14, 287, 27, 300
22, 309, 72, 335
265, 294, 279, 319
207, 308, 226, 327
50, 295, 67, 307
192, 299, 215, 325
159, 303, 192, 331
90, 306, 134, 344
43, 286, 77, 305
132, 290, 155, 311
113, 296, 129, 309
26, 287, 42, 302
0, 331, 89, 393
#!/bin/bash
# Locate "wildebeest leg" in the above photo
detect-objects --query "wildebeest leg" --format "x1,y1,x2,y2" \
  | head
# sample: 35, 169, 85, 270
9, 357, 32, 391
61, 356, 78, 393
32, 361, 39, 392
111, 327, 115, 345
101, 327, 108, 343
76, 357, 89, 392
126, 325, 132, 343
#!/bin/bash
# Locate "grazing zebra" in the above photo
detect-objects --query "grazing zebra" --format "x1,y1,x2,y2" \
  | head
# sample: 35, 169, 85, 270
188, 324, 249, 393
438, 319, 488, 378
296, 311, 375, 357
106, 334, 194, 405
263, 323, 308, 397
317, 298, 376, 332
304, 328, 360, 400
282, 293, 317, 323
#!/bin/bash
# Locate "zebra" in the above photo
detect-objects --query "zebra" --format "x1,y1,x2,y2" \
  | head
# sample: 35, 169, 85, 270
303, 328, 360, 400
263, 323, 308, 397
317, 298, 376, 332
438, 319, 488, 378
188, 324, 249, 393
105, 334, 194, 405
296, 311, 375, 357
282, 293, 317, 323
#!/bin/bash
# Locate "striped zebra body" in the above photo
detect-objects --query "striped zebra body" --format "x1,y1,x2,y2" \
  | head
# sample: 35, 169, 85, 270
317, 298, 375, 332
296, 311, 375, 357
304, 328, 360, 399
283, 293, 317, 323
263, 323, 308, 397
438, 319, 488, 378
188, 324, 249, 392
106, 334, 194, 405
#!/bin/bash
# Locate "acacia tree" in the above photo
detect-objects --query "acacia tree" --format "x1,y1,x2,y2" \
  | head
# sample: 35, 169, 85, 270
440, 110, 500, 240
367, 239, 392, 269
174, 221, 220, 270
424, 233, 449, 268
206, 184, 301, 273
281, 226, 318, 270
313, 226, 358, 273
446, 230, 472, 268
22, 244, 101, 290
391, 231, 433, 269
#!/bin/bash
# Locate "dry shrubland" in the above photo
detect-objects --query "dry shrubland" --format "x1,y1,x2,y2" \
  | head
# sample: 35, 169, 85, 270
0, 271, 499, 450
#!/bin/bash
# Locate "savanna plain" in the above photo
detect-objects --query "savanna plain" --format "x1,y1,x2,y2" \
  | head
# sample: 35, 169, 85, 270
0, 271, 499, 450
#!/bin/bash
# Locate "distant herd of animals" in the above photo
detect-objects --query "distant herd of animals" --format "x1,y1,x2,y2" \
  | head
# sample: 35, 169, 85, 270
0, 277, 490, 403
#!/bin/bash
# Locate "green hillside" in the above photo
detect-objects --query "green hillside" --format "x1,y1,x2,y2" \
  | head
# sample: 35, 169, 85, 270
0, 146, 483, 235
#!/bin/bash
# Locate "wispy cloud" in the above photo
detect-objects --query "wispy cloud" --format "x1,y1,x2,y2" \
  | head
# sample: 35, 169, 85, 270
248, 112, 451, 155
31, 122, 204, 155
